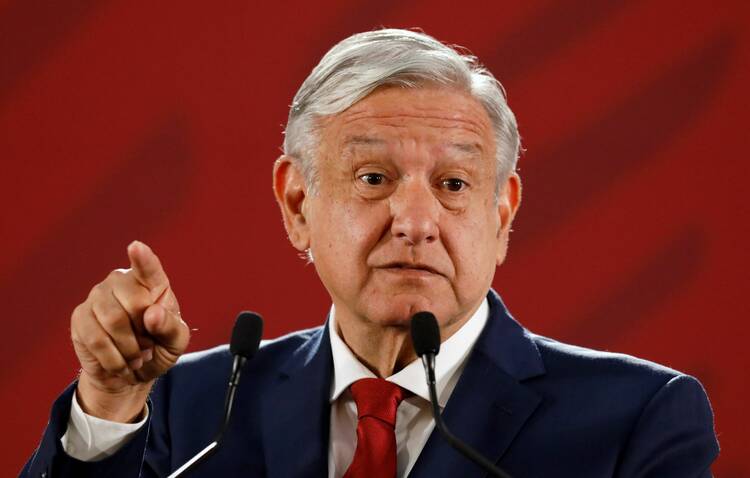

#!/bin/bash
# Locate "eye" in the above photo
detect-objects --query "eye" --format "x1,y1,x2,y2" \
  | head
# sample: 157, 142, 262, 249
441, 178, 467, 192
359, 173, 387, 186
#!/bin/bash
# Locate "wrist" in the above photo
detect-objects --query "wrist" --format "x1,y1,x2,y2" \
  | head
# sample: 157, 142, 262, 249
77, 372, 152, 423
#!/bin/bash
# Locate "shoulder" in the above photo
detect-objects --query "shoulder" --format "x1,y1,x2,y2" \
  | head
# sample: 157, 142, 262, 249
149, 325, 326, 431
526, 333, 711, 420
172, 325, 325, 378
156, 325, 326, 399
532, 333, 682, 380
143, 325, 327, 470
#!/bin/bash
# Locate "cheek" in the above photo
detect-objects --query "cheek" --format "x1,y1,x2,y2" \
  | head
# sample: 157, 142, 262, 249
310, 198, 388, 270
446, 208, 500, 282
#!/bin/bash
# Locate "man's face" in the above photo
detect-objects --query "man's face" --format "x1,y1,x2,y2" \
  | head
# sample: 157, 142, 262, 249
276, 86, 520, 332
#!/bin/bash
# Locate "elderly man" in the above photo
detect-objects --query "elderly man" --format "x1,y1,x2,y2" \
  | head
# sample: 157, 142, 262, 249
22, 29, 718, 477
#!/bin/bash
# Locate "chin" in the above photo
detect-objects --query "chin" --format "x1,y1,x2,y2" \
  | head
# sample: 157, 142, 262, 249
361, 293, 453, 327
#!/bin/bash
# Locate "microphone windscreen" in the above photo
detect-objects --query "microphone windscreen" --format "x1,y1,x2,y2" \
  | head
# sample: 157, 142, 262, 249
230, 311, 264, 358
410, 311, 441, 356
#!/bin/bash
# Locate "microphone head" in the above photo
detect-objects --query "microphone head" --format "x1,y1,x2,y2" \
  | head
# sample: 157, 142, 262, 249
410, 311, 441, 357
230, 311, 264, 359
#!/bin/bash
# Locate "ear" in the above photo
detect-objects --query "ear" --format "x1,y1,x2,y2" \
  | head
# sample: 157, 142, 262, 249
273, 155, 311, 251
496, 172, 522, 266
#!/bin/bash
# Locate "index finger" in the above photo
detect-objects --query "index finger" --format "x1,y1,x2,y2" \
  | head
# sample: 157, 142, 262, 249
127, 241, 169, 295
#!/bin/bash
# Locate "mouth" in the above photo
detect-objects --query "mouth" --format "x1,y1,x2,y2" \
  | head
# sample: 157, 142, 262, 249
378, 262, 442, 277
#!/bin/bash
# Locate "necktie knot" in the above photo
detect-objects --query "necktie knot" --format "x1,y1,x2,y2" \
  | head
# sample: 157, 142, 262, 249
343, 378, 406, 478
350, 378, 405, 427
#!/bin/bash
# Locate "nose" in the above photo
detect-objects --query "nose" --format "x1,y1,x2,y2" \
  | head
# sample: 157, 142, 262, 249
389, 178, 439, 245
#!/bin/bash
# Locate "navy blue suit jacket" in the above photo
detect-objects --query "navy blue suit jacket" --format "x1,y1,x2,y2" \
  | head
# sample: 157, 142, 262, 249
22, 291, 719, 477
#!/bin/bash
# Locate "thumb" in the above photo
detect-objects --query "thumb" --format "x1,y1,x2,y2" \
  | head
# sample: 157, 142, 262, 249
143, 303, 190, 356
127, 241, 170, 297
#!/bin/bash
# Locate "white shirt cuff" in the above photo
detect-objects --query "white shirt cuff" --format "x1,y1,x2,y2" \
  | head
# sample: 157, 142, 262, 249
60, 389, 149, 461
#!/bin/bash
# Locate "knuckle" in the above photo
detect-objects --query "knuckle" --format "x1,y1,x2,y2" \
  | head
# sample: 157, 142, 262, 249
86, 334, 110, 352
71, 303, 86, 322
88, 282, 107, 300
118, 288, 151, 313
107, 269, 126, 281
95, 307, 123, 328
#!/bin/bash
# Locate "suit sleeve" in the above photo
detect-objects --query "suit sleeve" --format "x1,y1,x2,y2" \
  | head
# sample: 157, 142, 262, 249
615, 374, 720, 478
19, 381, 154, 478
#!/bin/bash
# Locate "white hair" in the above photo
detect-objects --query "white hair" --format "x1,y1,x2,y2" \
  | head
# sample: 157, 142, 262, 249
283, 28, 520, 188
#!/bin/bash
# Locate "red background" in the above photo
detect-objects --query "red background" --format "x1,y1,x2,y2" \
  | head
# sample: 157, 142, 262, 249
2, 1, 748, 475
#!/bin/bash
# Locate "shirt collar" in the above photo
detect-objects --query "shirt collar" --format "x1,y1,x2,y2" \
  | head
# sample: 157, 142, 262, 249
328, 298, 489, 408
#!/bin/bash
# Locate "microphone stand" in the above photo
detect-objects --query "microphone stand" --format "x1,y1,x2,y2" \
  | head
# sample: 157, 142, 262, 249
167, 354, 246, 478
420, 352, 514, 478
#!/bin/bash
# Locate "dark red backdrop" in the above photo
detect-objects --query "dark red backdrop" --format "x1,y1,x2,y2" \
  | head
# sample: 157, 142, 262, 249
2, 0, 748, 475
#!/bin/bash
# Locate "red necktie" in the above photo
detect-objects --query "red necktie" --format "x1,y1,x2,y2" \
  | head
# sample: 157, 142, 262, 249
343, 378, 406, 478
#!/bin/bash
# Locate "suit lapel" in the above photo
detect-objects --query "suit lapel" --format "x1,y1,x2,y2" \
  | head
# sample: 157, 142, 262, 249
409, 291, 546, 477
261, 325, 333, 478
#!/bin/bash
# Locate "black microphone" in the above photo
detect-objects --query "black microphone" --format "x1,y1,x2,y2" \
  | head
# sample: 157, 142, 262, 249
168, 311, 264, 478
410, 312, 514, 478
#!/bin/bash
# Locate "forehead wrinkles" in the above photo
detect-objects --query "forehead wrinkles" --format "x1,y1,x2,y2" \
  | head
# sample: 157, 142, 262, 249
341, 111, 488, 138
316, 88, 496, 163
330, 116, 490, 159
340, 87, 490, 134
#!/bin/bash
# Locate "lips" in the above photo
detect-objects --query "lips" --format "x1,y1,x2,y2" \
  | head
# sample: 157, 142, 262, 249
378, 262, 441, 276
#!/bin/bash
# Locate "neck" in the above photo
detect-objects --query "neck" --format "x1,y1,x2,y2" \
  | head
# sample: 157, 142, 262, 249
334, 308, 472, 378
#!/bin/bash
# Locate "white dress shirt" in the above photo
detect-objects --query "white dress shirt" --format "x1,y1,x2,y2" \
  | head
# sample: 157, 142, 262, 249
327, 299, 488, 477
62, 298, 489, 477
61, 387, 147, 461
